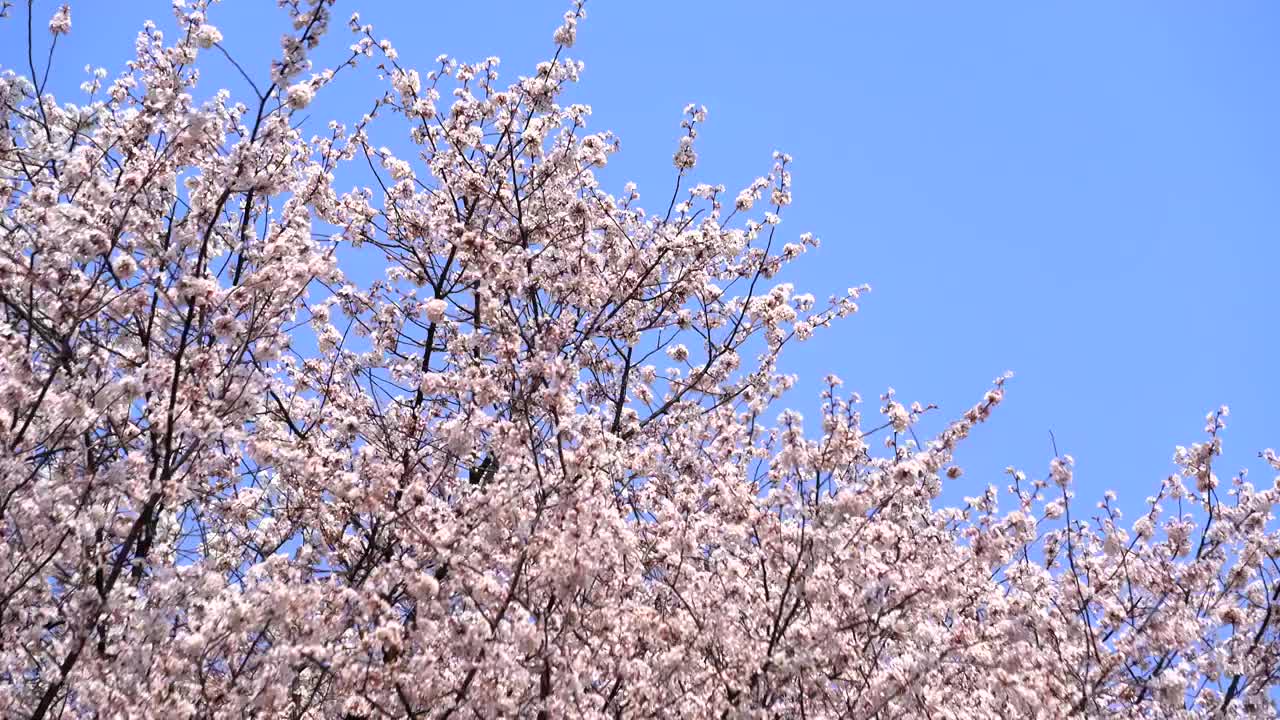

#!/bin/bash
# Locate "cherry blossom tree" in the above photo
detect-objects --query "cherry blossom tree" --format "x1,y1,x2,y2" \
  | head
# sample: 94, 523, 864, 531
1, 2, 1277, 717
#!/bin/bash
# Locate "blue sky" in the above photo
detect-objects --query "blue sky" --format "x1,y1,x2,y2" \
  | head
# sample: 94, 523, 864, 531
6, 1, 1277, 515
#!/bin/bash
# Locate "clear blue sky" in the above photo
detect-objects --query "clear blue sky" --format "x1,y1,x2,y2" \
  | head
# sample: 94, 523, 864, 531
7, 1, 1277, 514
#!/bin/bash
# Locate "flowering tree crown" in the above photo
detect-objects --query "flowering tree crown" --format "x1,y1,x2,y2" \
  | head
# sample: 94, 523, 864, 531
0, 2, 1277, 717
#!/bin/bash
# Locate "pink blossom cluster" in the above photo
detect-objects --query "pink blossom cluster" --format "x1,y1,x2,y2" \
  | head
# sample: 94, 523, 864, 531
0, 2, 1276, 717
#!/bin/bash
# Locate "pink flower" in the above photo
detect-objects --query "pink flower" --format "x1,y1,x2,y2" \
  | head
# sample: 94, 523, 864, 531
48, 4, 71, 35
285, 82, 314, 109
425, 298, 447, 323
